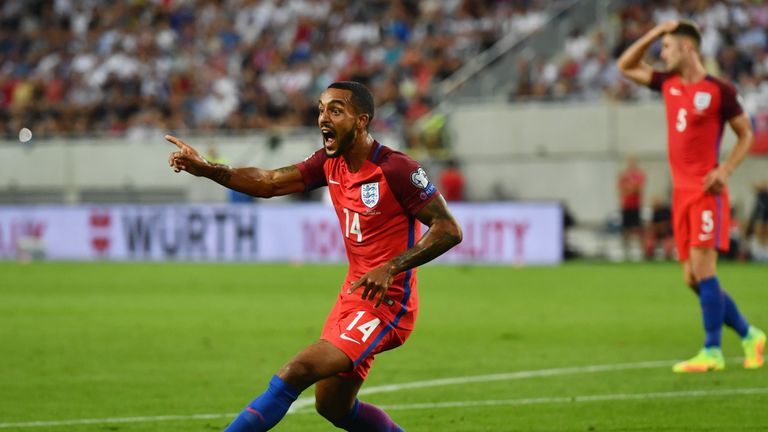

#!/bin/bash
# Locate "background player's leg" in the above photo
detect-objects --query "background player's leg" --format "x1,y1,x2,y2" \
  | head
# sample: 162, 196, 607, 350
722, 291, 749, 337
690, 248, 766, 369
673, 251, 724, 372
684, 260, 748, 337
224, 340, 351, 432
689, 247, 723, 348
316, 375, 405, 432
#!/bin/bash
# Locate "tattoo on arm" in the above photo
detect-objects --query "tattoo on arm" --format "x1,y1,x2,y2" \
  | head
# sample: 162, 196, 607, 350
208, 163, 302, 198
209, 164, 233, 185
388, 197, 461, 275
275, 166, 295, 175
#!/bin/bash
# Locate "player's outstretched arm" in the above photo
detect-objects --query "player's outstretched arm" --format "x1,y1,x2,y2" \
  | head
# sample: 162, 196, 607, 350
166, 134, 306, 198
349, 196, 462, 307
617, 20, 678, 86
703, 113, 753, 194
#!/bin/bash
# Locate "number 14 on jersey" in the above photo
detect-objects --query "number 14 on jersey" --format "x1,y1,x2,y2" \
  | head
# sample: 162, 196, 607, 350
343, 208, 363, 242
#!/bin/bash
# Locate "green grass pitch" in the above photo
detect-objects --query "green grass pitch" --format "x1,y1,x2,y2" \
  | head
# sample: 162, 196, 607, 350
1, 262, 767, 431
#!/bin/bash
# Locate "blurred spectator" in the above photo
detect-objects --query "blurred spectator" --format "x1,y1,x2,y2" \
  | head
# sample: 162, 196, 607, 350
722, 204, 747, 262
438, 158, 465, 202
205, 144, 229, 166
562, 202, 579, 260
206, 143, 253, 204
617, 155, 645, 260
746, 180, 768, 261
0, 0, 565, 139
508, 1, 768, 107
644, 195, 674, 260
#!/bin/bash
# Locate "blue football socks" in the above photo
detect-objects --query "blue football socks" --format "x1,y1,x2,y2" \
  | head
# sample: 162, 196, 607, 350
722, 291, 750, 338
698, 276, 725, 348
224, 375, 300, 432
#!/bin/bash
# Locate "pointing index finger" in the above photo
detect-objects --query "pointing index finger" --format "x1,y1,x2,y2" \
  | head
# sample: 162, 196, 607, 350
165, 134, 188, 150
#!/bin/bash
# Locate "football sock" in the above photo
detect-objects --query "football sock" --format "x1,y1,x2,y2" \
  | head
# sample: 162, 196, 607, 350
332, 399, 405, 432
224, 375, 300, 432
698, 276, 724, 348
722, 291, 750, 338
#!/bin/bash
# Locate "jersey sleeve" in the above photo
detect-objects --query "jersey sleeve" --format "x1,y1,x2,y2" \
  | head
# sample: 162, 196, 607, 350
648, 71, 670, 92
295, 148, 328, 191
379, 151, 440, 216
719, 80, 744, 121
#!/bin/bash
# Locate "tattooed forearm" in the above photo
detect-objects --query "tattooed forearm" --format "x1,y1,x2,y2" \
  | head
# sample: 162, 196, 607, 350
207, 164, 303, 198
388, 194, 462, 275
274, 166, 296, 176
209, 163, 233, 185
388, 223, 461, 275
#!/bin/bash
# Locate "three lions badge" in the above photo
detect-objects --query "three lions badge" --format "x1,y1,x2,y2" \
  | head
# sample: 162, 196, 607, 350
361, 182, 379, 208
693, 91, 711, 111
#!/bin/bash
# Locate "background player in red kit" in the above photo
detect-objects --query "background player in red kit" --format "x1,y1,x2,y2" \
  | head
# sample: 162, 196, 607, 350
618, 21, 764, 372
617, 155, 646, 260
167, 81, 462, 431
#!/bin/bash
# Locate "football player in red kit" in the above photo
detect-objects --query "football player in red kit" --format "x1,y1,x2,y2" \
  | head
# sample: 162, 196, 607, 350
618, 20, 764, 372
167, 81, 462, 431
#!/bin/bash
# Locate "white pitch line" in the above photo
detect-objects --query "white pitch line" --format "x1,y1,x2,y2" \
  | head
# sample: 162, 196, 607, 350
289, 387, 768, 414
374, 387, 768, 412
0, 359, 754, 429
0, 413, 239, 429
288, 358, 675, 411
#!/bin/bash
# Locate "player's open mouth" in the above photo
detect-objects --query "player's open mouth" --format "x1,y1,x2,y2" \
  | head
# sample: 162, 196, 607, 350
321, 128, 336, 147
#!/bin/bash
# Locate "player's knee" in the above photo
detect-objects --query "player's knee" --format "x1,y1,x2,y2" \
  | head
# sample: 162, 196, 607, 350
278, 359, 320, 389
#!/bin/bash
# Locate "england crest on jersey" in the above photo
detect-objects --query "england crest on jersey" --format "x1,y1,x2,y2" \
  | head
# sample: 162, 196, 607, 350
694, 91, 711, 110
361, 182, 379, 208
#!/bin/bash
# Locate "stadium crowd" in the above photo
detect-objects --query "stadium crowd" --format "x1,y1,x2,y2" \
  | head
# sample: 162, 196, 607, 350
511, 0, 768, 113
0, 0, 561, 141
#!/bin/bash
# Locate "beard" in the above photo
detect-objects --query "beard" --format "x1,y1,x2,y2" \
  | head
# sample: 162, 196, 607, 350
326, 128, 355, 158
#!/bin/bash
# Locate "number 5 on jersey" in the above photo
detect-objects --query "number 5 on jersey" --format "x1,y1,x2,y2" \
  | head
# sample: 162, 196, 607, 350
343, 208, 363, 241
701, 210, 713, 233
676, 108, 687, 132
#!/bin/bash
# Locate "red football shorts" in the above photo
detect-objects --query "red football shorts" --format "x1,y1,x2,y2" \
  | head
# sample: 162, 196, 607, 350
672, 188, 730, 261
321, 299, 411, 380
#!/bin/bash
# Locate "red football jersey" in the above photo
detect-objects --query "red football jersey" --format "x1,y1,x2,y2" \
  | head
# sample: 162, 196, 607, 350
649, 72, 743, 190
296, 142, 440, 330
617, 167, 645, 209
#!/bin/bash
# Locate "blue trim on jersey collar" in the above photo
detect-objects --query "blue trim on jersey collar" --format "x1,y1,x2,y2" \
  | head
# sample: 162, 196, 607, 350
371, 142, 383, 162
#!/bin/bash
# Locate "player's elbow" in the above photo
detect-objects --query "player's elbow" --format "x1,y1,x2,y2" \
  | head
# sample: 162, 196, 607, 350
617, 62, 634, 78
616, 56, 630, 73
616, 58, 641, 79
446, 222, 463, 248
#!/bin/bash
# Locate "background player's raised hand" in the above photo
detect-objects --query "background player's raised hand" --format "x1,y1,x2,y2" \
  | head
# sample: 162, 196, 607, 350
703, 166, 728, 194
166, 134, 208, 176
655, 20, 679, 35
348, 265, 395, 308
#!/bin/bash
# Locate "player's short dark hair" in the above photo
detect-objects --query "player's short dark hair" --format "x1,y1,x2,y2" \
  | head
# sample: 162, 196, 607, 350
669, 21, 701, 48
328, 81, 374, 128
